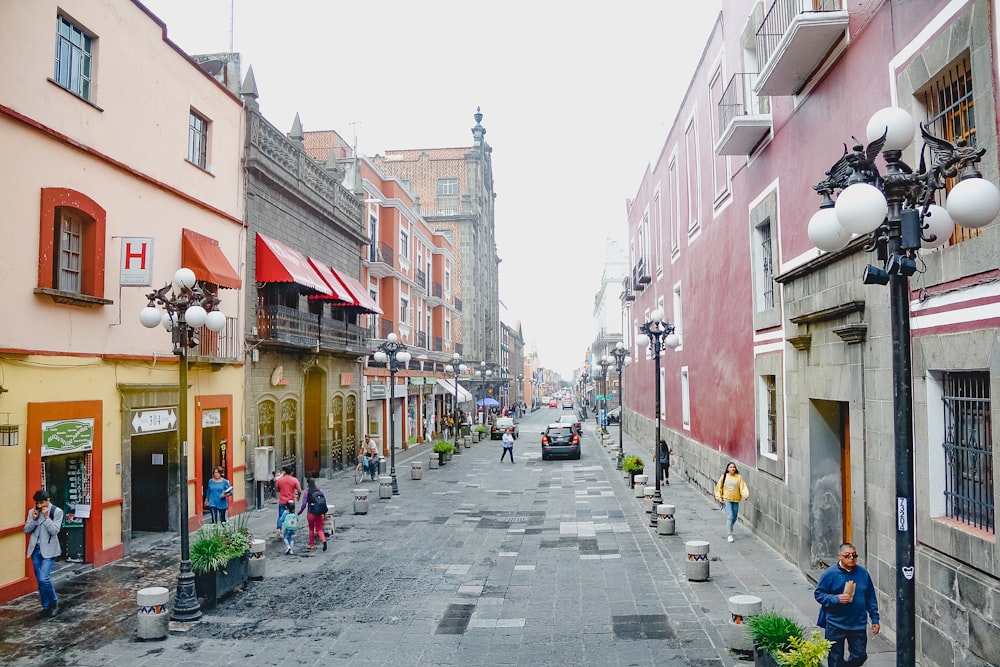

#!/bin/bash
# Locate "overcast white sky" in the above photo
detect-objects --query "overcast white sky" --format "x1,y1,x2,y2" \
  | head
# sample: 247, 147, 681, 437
142, 0, 722, 379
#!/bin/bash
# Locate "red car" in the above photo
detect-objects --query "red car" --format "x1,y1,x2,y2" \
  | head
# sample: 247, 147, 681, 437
548, 398, 558, 408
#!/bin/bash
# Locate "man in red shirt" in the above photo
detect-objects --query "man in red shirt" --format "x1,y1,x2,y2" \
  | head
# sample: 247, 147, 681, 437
274, 465, 301, 538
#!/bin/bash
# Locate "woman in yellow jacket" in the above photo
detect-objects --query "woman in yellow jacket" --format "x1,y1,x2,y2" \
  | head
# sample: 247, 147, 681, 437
715, 461, 749, 542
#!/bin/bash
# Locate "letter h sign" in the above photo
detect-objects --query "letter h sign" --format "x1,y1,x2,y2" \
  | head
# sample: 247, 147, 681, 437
120, 237, 153, 286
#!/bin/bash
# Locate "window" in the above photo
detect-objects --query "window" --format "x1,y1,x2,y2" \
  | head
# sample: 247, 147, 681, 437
941, 371, 993, 533
652, 191, 662, 274
399, 230, 409, 259
258, 400, 275, 452
280, 399, 297, 463
54, 16, 93, 101
368, 214, 378, 262
923, 53, 979, 245
445, 318, 451, 341
444, 268, 451, 293
668, 155, 681, 256
437, 178, 459, 196
37, 188, 108, 303
761, 375, 778, 456
400, 296, 409, 325
681, 367, 691, 430
755, 219, 775, 311
672, 284, 683, 346
188, 110, 209, 169
685, 117, 701, 235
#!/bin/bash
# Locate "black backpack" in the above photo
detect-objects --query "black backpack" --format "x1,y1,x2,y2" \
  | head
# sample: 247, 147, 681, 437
308, 489, 328, 515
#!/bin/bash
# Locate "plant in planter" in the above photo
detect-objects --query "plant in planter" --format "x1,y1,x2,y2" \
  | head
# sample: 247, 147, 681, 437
774, 631, 832, 667
622, 455, 645, 488
474, 424, 487, 441
744, 610, 804, 667
190, 516, 253, 606
433, 441, 454, 465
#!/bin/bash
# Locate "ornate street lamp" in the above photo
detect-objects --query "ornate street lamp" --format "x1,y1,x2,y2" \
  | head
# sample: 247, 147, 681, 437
140, 267, 228, 623
807, 107, 999, 666
373, 333, 411, 495
444, 353, 467, 453
475, 362, 493, 424
516, 374, 525, 413
611, 342, 631, 470
597, 356, 612, 434
637, 309, 680, 508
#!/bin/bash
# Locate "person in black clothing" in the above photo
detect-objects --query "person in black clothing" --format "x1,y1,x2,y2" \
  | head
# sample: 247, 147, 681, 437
658, 440, 672, 484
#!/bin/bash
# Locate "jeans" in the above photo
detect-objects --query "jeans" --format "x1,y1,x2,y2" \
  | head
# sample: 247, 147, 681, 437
500, 445, 514, 462
825, 625, 868, 666
209, 506, 227, 523
31, 546, 57, 610
723, 500, 740, 534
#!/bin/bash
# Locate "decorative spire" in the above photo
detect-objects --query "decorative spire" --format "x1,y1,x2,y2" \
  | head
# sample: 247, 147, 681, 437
472, 106, 486, 145
288, 113, 304, 147
240, 66, 259, 111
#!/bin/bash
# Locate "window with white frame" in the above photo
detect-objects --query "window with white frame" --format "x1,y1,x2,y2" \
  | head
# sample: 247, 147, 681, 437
399, 230, 409, 260
437, 178, 459, 196
445, 318, 451, 341
652, 190, 662, 274
760, 374, 778, 456
685, 117, 701, 235
754, 218, 775, 312
672, 284, 683, 347
399, 296, 409, 326
368, 214, 378, 262
444, 268, 451, 293
680, 367, 690, 430
642, 212, 651, 275
669, 155, 680, 256
54, 15, 94, 101
188, 110, 209, 169
708, 64, 731, 204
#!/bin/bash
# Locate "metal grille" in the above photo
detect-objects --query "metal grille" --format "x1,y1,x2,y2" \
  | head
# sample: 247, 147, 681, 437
942, 371, 994, 533
58, 209, 83, 293
764, 375, 778, 455
924, 53, 979, 245
757, 220, 775, 310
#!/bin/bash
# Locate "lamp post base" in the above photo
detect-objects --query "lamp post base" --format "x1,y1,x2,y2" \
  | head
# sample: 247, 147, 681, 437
170, 562, 202, 622
390, 471, 399, 495
651, 490, 663, 506
615, 451, 624, 470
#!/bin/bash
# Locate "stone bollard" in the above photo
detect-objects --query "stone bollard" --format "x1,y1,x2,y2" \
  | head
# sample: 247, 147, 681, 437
411, 462, 423, 480
643, 486, 656, 513
353, 488, 369, 514
136, 586, 169, 641
656, 504, 676, 536
378, 475, 393, 499
248, 538, 266, 580
633, 474, 648, 498
727, 594, 763, 655
429, 454, 439, 469
685, 540, 711, 581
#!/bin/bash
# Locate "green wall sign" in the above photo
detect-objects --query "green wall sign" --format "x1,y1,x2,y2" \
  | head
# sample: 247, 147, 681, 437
41, 418, 95, 457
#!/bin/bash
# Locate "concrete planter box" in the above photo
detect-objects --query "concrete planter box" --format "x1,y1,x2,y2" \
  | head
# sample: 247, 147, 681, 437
195, 552, 249, 607
754, 648, 780, 667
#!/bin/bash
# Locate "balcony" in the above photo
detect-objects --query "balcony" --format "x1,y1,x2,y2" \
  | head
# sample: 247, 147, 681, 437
621, 276, 636, 303
257, 305, 319, 348
380, 317, 396, 340
364, 242, 395, 279
416, 268, 426, 290
754, 0, 848, 96
417, 330, 427, 348
715, 73, 771, 155
318, 318, 371, 354
453, 296, 462, 312
190, 315, 241, 363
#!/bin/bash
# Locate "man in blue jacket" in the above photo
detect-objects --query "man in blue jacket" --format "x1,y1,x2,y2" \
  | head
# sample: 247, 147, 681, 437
24, 490, 64, 618
814, 542, 880, 666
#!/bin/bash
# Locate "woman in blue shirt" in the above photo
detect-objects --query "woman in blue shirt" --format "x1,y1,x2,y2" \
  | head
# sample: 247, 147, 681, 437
204, 466, 233, 524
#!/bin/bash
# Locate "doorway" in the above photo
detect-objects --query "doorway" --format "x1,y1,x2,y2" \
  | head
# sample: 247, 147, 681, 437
809, 400, 851, 564
200, 424, 224, 520
131, 433, 169, 532
304, 369, 323, 478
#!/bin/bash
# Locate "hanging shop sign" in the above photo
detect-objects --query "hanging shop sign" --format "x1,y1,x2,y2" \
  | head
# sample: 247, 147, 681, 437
41, 418, 95, 457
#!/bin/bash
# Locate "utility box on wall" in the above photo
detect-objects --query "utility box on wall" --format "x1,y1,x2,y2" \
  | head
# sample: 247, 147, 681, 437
254, 446, 274, 480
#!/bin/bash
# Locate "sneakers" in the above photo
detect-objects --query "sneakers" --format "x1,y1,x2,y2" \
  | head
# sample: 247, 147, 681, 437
285, 548, 293, 555
727, 534, 734, 543
47, 602, 59, 618
322, 541, 327, 551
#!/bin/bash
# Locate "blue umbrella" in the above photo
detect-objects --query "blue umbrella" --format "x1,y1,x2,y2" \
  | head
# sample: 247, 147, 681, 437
477, 397, 500, 407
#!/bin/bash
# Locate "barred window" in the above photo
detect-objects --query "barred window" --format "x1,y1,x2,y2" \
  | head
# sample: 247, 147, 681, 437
755, 219, 775, 311
923, 53, 979, 245
764, 375, 777, 455
258, 400, 275, 451
941, 371, 994, 533
57, 208, 84, 293
280, 398, 297, 463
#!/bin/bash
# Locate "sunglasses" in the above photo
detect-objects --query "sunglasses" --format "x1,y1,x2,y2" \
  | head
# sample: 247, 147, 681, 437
841, 553, 858, 559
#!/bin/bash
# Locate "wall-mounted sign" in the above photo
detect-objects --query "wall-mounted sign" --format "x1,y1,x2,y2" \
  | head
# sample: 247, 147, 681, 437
42, 418, 95, 457
120, 237, 153, 286
340, 372, 354, 386
202, 409, 221, 428
369, 382, 387, 399
271, 366, 289, 386
130, 409, 176, 435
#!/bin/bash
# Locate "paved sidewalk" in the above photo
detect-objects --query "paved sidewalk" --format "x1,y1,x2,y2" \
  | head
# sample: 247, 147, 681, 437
0, 418, 895, 666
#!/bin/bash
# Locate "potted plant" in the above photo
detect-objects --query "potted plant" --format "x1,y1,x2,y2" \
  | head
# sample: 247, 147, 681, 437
474, 424, 487, 442
622, 455, 645, 488
744, 610, 804, 667
433, 441, 454, 465
190, 516, 253, 607
774, 631, 832, 667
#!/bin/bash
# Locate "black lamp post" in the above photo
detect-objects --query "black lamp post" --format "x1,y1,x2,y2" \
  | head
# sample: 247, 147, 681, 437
140, 268, 229, 623
516, 374, 524, 413
373, 333, 411, 495
597, 357, 612, 434
807, 107, 1000, 667
637, 310, 680, 507
611, 342, 631, 470
475, 362, 493, 424
444, 353, 466, 452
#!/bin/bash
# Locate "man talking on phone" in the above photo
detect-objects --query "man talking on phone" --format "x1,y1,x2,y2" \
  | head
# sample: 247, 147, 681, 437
24, 489, 64, 618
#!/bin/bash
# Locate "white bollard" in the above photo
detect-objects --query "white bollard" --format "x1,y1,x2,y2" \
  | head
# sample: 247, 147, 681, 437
643, 486, 656, 513
633, 474, 648, 498
411, 462, 423, 480
656, 504, 676, 536
378, 475, 393, 499
353, 488, 369, 514
728, 594, 763, 655
429, 455, 439, 469
248, 538, 266, 580
136, 586, 169, 640
685, 540, 711, 581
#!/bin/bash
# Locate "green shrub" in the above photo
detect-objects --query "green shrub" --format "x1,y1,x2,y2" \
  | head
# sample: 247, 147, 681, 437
622, 455, 645, 472
433, 441, 455, 454
189, 518, 253, 575
474, 424, 487, 433
745, 610, 804, 654
776, 631, 833, 667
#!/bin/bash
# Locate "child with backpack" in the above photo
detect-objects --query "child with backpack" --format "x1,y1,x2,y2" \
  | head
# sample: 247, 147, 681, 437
279, 500, 298, 554
298, 477, 329, 552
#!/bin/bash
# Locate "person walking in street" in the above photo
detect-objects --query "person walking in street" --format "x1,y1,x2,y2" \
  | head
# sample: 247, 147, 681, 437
279, 500, 298, 555
204, 466, 233, 524
298, 478, 328, 552
714, 461, 749, 542
658, 440, 672, 485
814, 542, 880, 667
500, 427, 515, 463
275, 465, 300, 538
24, 490, 63, 618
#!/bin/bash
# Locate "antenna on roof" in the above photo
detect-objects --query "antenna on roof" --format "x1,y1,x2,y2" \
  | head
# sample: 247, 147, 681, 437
229, 0, 235, 52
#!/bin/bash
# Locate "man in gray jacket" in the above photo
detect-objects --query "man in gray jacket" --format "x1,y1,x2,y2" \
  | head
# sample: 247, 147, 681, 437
24, 490, 63, 618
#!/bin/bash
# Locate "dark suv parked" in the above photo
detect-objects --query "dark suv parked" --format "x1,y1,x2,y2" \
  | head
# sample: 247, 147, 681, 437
541, 424, 581, 460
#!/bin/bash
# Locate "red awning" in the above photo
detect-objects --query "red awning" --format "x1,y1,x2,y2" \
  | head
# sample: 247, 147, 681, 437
181, 229, 241, 289
255, 232, 332, 295
336, 272, 383, 315
306, 257, 356, 303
